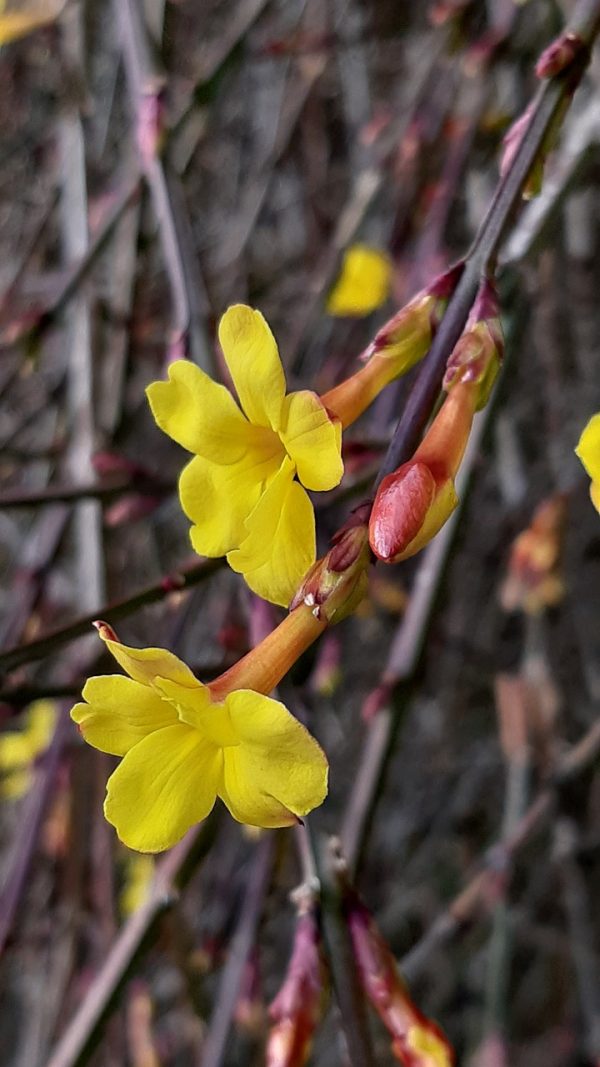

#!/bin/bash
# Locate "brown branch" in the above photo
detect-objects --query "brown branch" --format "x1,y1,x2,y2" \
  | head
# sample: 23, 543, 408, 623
45, 813, 221, 1067
0, 558, 224, 676
399, 718, 600, 982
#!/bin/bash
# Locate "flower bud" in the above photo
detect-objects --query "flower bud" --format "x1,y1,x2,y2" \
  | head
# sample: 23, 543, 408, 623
365, 262, 463, 366
369, 462, 458, 564
443, 279, 503, 410
266, 908, 326, 1067
500, 98, 570, 200
290, 507, 371, 624
343, 883, 455, 1066
536, 31, 585, 79
500, 494, 566, 615
322, 263, 463, 430
369, 380, 478, 564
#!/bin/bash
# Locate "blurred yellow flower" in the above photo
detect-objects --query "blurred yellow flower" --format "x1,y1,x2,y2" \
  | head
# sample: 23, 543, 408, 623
575, 413, 600, 513
120, 853, 155, 916
327, 244, 392, 317
147, 305, 343, 607
71, 625, 328, 853
0, 700, 56, 799
0, 0, 67, 45
404, 1024, 453, 1067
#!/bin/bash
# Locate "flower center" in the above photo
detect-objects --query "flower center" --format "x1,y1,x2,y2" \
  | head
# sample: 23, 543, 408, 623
176, 696, 240, 748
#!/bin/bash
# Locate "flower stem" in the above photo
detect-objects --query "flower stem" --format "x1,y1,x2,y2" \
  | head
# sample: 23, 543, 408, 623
208, 604, 326, 700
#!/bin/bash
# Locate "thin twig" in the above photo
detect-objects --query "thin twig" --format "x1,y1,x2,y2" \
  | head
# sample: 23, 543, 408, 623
200, 834, 276, 1067
116, 0, 212, 367
399, 717, 600, 981
45, 813, 221, 1067
0, 558, 224, 675
376, 0, 600, 487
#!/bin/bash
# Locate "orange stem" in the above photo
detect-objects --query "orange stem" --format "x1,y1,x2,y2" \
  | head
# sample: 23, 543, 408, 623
208, 604, 326, 700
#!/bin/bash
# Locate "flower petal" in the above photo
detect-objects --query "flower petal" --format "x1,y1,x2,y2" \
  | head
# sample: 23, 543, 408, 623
153, 678, 239, 747
104, 725, 221, 852
179, 442, 283, 557
100, 632, 201, 690
218, 305, 286, 429
227, 459, 315, 607
591, 480, 600, 514
146, 359, 253, 461
71, 676, 177, 756
327, 244, 392, 318
279, 390, 343, 491
576, 413, 600, 484
219, 689, 328, 827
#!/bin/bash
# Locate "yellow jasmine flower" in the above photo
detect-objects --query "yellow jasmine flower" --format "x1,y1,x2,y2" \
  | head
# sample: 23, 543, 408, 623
575, 413, 600, 513
0, 0, 67, 45
404, 1024, 453, 1067
147, 305, 343, 608
120, 853, 155, 917
327, 244, 392, 317
71, 624, 328, 853
0, 700, 56, 799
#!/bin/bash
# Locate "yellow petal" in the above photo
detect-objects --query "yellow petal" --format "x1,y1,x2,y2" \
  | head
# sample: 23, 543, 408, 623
219, 689, 328, 827
218, 305, 286, 429
0, 768, 32, 799
591, 480, 600, 514
146, 359, 256, 461
327, 244, 392, 318
575, 413, 600, 484
0, 731, 34, 771
0, 1, 66, 45
120, 854, 155, 917
227, 459, 315, 607
104, 725, 221, 852
71, 676, 178, 756
23, 699, 56, 749
152, 678, 239, 747
179, 440, 283, 557
279, 390, 343, 491
100, 631, 201, 690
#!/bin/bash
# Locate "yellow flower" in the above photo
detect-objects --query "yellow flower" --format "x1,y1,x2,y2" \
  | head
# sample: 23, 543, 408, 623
575, 413, 600, 513
147, 305, 343, 607
71, 625, 328, 853
0, 0, 67, 46
0, 699, 56, 799
327, 244, 392, 317
404, 1024, 453, 1067
120, 853, 155, 916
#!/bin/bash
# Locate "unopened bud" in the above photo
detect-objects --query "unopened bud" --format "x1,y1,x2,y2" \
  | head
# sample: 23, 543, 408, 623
366, 262, 463, 366
370, 376, 479, 564
443, 279, 503, 410
369, 463, 458, 563
536, 31, 585, 79
500, 494, 567, 615
266, 909, 326, 1067
290, 508, 371, 624
344, 884, 455, 1066
501, 98, 570, 200
322, 264, 463, 430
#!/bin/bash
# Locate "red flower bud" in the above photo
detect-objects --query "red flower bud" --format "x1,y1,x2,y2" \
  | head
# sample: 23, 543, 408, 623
536, 31, 585, 79
291, 508, 371, 623
266, 909, 326, 1067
